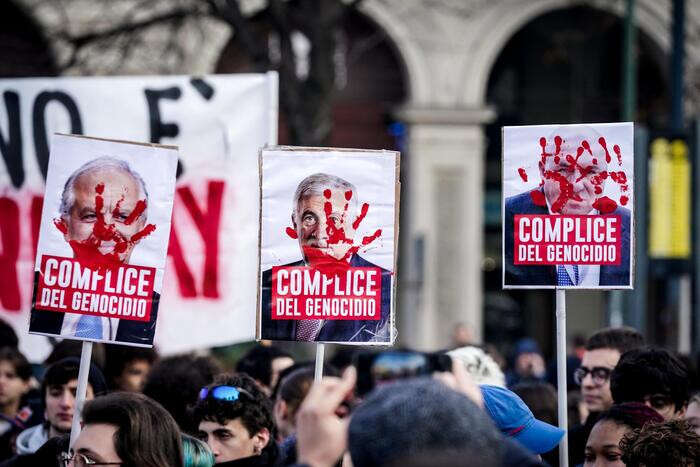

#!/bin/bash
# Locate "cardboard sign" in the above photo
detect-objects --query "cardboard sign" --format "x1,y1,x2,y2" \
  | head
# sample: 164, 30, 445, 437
258, 147, 399, 344
29, 134, 177, 346
502, 123, 634, 289
0, 74, 276, 359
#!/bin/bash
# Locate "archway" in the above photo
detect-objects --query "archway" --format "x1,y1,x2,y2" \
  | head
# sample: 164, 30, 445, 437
215, 9, 408, 149
481, 5, 668, 357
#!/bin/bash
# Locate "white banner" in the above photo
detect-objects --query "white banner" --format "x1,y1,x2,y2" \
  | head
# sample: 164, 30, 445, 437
0, 73, 277, 358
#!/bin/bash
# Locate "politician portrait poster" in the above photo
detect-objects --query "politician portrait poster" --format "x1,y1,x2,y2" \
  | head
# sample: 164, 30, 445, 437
258, 147, 399, 344
502, 122, 634, 289
29, 134, 178, 346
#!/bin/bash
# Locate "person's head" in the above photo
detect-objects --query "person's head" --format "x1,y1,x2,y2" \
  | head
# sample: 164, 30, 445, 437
539, 128, 610, 215
235, 344, 293, 395
480, 384, 565, 454
611, 348, 690, 420
511, 381, 557, 426
620, 419, 700, 466
448, 346, 506, 387
142, 354, 221, 433
274, 367, 315, 439
578, 327, 645, 413
58, 157, 149, 263
42, 357, 108, 436
104, 344, 158, 392
182, 433, 215, 467
193, 373, 275, 463
348, 379, 503, 467
0, 347, 31, 414
69, 391, 183, 467
584, 403, 664, 467
291, 173, 359, 262
512, 338, 545, 379
684, 392, 700, 436
0, 318, 19, 349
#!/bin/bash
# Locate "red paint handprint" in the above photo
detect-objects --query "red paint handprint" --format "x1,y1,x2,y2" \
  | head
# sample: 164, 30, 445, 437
55, 179, 156, 270
285, 188, 381, 275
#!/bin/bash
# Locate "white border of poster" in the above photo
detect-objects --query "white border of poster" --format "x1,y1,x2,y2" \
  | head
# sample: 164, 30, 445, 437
28, 133, 177, 346
257, 147, 398, 344
502, 122, 634, 290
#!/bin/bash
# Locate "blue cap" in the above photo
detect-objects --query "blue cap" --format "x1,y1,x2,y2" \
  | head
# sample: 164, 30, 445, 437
480, 385, 565, 454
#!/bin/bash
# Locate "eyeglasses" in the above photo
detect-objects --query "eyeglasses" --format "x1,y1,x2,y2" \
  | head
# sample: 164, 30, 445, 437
198, 385, 254, 402
573, 366, 614, 385
59, 452, 122, 466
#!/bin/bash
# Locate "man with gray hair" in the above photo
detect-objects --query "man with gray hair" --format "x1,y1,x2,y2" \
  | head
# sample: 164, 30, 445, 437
260, 172, 391, 342
30, 157, 159, 344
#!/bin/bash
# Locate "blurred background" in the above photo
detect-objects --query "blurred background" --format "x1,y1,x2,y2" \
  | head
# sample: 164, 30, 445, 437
1, 0, 700, 362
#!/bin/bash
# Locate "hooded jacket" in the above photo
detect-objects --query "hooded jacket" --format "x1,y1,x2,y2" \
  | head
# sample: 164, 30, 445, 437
15, 424, 48, 455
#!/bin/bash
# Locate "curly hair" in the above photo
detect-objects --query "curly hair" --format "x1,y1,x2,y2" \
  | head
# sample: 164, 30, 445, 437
191, 373, 276, 442
620, 419, 700, 466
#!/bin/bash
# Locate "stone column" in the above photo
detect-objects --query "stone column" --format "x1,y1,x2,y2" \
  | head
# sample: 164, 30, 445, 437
396, 107, 494, 349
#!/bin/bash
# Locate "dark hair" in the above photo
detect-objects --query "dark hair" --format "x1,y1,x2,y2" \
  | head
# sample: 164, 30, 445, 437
44, 340, 106, 370
585, 327, 644, 353
611, 347, 690, 411
276, 368, 315, 420
42, 357, 108, 400
0, 318, 18, 349
620, 419, 700, 466
235, 345, 291, 388
0, 347, 31, 381
192, 373, 276, 458
104, 344, 158, 390
142, 355, 221, 433
594, 402, 664, 431
82, 392, 183, 467
511, 381, 557, 425
193, 373, 273, 432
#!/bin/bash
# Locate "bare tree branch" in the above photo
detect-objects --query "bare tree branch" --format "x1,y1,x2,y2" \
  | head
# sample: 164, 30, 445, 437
206, 0, 270, 70
59, 7, 205, 49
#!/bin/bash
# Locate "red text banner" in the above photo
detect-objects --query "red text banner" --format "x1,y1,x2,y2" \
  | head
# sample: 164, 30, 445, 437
513, 215, 622, 265
271, 266, 381, 321
35, 255, 155, 322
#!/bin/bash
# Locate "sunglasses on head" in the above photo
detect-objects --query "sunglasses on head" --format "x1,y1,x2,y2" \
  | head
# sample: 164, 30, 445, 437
198, 385, 254, 402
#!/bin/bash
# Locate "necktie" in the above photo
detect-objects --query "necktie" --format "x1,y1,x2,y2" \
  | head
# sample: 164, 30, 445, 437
75, 315, 103, 339
557, 265, 579, 286
296, 320, 323, 341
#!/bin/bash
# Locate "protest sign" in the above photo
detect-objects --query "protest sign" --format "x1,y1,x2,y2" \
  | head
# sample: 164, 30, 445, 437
502, 122, 634, 289
258, 147, 398, 344
0, 74, 276, 358
28, 134, 177, 346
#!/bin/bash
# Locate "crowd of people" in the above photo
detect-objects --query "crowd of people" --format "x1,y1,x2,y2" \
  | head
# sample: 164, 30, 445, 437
1, 319, 699, 466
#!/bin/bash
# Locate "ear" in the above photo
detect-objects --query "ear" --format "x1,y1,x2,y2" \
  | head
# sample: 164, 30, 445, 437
291, 213, 297, 229
253, 427, 270, 453
274, 399, 289, 422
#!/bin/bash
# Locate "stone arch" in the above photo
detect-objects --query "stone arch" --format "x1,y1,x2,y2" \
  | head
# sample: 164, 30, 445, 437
360, 1, 428, 104
460, 0, 682, 107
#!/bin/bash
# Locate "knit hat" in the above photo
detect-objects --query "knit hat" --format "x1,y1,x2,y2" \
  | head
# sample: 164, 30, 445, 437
349, 378, 502, 467
481, 384, 564, 454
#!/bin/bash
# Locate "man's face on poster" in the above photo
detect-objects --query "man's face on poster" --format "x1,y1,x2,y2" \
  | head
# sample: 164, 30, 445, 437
293, 190, 356, 262
540, 139, 607, 215
62, 167, 147, 263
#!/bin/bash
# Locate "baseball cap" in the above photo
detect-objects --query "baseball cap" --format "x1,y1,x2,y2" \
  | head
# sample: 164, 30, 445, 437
480, 384, 564, 454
